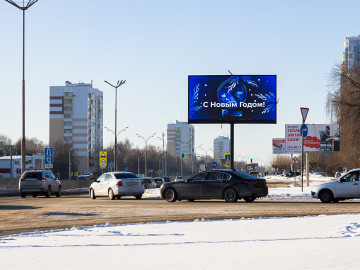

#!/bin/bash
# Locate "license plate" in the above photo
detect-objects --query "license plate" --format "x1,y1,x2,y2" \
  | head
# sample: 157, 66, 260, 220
127, 182, 138, 186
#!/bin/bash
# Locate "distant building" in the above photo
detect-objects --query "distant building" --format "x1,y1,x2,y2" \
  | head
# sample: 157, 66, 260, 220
167, 121, 195, 159
49, 81, 103, 174
343, 35, 360, 70
0, 154, 45, 178
213, 136, 230, 161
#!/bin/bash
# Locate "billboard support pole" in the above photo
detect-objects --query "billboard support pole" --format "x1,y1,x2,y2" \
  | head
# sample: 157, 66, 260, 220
230, 123, 234, 170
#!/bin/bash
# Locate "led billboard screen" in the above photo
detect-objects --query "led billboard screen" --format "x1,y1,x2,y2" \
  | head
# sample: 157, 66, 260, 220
188, 75, 276, 124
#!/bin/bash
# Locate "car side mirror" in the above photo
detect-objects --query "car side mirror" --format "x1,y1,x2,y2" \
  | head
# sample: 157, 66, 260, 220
94, 179, 99, 183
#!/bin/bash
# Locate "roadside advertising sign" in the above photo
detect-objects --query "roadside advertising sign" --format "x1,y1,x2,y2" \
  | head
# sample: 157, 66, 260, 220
285, 124, 340, 152
272, 138, 286, 154
188, 75, 277, 124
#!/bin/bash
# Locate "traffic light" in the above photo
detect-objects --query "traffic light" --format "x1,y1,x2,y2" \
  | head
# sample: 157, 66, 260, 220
181, 153, 185, 158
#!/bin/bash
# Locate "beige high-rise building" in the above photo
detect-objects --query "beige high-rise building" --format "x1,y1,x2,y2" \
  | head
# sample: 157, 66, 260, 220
49, 81, 103, 174
167, 121, 195, 158
213, 136, 230, 162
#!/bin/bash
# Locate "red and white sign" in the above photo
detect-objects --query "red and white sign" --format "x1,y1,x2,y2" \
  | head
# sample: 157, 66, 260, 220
291, 156, 299, 164
300, 107, 309, 123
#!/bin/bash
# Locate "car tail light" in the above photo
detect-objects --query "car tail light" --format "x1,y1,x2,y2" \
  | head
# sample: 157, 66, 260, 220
37, 178, 46, 182
116, 181, 123, 186
19, 178, 24, 182
244, 181, 254, 185
141, 180, 144, 186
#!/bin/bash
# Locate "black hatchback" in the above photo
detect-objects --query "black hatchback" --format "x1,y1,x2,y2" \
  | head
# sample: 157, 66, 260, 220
160, 169, 268, 203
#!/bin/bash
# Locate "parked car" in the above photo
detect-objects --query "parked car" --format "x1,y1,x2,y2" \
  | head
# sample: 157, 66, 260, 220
249, 171, 259, 177
19, 170, 62, 198
90, 171, 145, 200
142, 177, 156, 189
77, 174, 92, 180
311, 169, 360, 203
153, 177, 164, 188
163, 176, 171, 183
161, 169, 268, 203
174, 176, 183, 182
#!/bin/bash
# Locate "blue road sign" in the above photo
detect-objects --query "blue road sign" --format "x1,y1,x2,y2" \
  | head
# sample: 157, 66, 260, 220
109, 162, 114, 168
45, 147, 53, 157
124, 167, 129, 171
300, 124, 308, 138
211, 162, 217, 168
45, 156, 53, 165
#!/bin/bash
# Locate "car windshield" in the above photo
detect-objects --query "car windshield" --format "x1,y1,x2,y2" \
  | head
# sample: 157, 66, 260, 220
232, 171, 258, 180
114, 173, 139, 179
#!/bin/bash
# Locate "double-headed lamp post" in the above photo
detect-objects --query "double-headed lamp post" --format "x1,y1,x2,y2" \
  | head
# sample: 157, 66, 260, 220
105, 126, 129, 171
5, 0, 38, 175
104, 80, 126, 171
136, 133, 156, 177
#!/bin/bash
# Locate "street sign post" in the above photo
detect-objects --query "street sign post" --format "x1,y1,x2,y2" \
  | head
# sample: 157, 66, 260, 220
300, 107, 309, 192
99, 151, 107, 167
211, 162, 217, 168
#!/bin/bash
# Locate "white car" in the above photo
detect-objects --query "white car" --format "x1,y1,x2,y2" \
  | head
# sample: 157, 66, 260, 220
90, 172, 145, 200
311, 169, 360, 203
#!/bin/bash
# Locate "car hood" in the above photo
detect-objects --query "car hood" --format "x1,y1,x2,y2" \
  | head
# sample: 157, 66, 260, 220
314, 179, 337, 189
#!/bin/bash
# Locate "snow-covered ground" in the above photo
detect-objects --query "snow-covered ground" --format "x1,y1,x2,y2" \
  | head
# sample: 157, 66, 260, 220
2, 173, 357, 270
2, 214, 360, 269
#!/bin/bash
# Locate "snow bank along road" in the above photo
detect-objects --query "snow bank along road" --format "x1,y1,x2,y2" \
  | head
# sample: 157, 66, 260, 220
2, 193, 360, 236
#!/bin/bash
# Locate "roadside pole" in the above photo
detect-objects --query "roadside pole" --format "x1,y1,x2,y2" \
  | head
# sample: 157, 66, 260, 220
300, 107, 309, 193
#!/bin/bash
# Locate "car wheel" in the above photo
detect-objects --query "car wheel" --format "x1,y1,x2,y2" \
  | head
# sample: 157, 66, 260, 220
108, 189, 115, 200
32, 193, 37, 197
56, 187, 62, 197
20, 192, 26, 198
164, 188, 177, 202
45, 187, 52, 198
244, 196, 256, 203
223, 188, 238, 202
319, 190, 333, 203
90, 188, 96, 199
135, 194, 142, 200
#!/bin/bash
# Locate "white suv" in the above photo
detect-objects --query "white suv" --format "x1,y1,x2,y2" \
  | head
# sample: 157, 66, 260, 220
311, 169, 360, 203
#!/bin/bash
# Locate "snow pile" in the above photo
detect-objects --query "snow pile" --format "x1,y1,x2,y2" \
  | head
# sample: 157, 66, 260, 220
2, 215, 360, 269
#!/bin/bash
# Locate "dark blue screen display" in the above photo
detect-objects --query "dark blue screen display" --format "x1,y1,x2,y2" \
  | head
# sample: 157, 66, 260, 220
188, 75, 276, 124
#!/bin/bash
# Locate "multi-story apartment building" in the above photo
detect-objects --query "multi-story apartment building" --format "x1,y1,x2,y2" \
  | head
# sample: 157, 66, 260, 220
343, 35, 360, 70
213, 136, 230, 161
167, 121, 195, 159
49, 81, 103, 174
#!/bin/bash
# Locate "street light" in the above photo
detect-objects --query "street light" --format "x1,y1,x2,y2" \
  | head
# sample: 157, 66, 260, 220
157, 132, 166, 177
104, 80, 126, 171
105, 126, 129, 170
136, 133, 156, 177
5, 0, 38, 175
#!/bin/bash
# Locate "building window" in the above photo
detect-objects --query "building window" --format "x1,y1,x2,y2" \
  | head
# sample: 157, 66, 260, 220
64, 114, 72, 119
64, 107, 72, 111
64, 121, 72, 126
64, 92, 73, 97
64, 99, 72, 104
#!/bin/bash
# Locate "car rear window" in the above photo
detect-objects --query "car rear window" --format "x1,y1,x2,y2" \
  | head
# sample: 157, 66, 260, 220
232, 171, 257, 180
114, 173, 139, 179
23, 172, 42, 179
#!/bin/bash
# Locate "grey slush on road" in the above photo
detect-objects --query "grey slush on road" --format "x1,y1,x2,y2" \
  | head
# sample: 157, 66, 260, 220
19, 170, 62, 198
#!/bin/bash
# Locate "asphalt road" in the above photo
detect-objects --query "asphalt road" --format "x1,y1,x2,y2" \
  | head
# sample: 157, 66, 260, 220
1, 194, 360, 236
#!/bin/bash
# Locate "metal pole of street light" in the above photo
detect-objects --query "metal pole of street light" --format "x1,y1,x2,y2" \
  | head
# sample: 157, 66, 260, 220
5, 0, 38, 175
157, 133, 165, 177
104, 80, 126, 171
136, 133, 156, 177
105, 126, 129, 170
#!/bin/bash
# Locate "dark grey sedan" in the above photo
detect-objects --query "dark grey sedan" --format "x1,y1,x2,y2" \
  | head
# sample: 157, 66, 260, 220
160, 169, 268, 203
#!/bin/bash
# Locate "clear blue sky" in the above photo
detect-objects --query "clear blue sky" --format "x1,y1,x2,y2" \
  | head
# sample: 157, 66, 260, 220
0, 0, 359, 165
